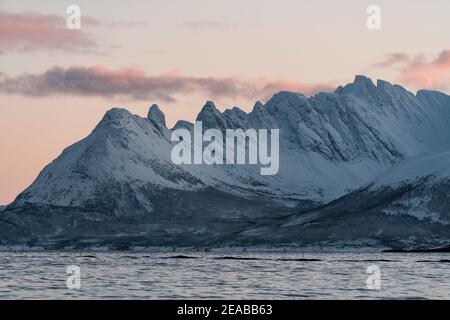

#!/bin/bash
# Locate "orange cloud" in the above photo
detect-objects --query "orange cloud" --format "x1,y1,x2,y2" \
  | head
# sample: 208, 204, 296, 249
0, 65, 332, 102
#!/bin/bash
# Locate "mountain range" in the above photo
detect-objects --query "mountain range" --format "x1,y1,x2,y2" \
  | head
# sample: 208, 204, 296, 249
2, 75, 450, 251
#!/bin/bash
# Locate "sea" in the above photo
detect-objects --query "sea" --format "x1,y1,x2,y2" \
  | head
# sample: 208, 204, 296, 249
0, 251, 449, 299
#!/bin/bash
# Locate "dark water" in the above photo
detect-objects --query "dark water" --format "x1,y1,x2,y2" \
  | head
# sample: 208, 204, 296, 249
0, 251, 449, 299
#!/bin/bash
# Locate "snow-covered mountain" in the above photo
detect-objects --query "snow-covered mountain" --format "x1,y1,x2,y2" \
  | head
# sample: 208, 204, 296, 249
278, 146, 450, 250
367, 146, 450, 226
2, 75, 450, 250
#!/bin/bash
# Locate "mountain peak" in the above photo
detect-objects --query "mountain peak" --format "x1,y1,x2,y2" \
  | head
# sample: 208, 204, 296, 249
98, 108, 133, 127
196, 100, 228, 129
351, 75, 377, 91
253, 101, 264, 109
105, 107, 132, 118
196, 101, 221, 120
147, 104, 166, 128
202, 100, 219, 112
274, 91, 306, 99
354, 75, 374, 85
250, 101, 265, 116
337, 75, 377, 97
376, 79, 393, 88
266, 91, 306, 107
173, 120, 193, 131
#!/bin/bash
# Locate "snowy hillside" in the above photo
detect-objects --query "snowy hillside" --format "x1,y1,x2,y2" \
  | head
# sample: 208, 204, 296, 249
363, 146, 450, 225
370, 147, 450, 190
279, 146, 450, 250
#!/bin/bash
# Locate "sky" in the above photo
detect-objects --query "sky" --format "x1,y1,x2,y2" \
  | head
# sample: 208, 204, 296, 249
1, 0, 450, 204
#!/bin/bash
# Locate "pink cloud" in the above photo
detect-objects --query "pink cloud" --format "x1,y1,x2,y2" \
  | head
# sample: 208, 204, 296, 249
371, 53, 410, 68
0, 65, 331, 102
0, 10, 96, 52
401, 50, 450, 89
0, 10, 146, 53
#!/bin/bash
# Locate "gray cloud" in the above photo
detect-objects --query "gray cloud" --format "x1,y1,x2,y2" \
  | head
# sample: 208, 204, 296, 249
0, 65, 332, 102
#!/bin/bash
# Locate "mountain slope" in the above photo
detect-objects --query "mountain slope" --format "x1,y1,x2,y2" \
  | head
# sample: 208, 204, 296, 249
278, 146, 450, 250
